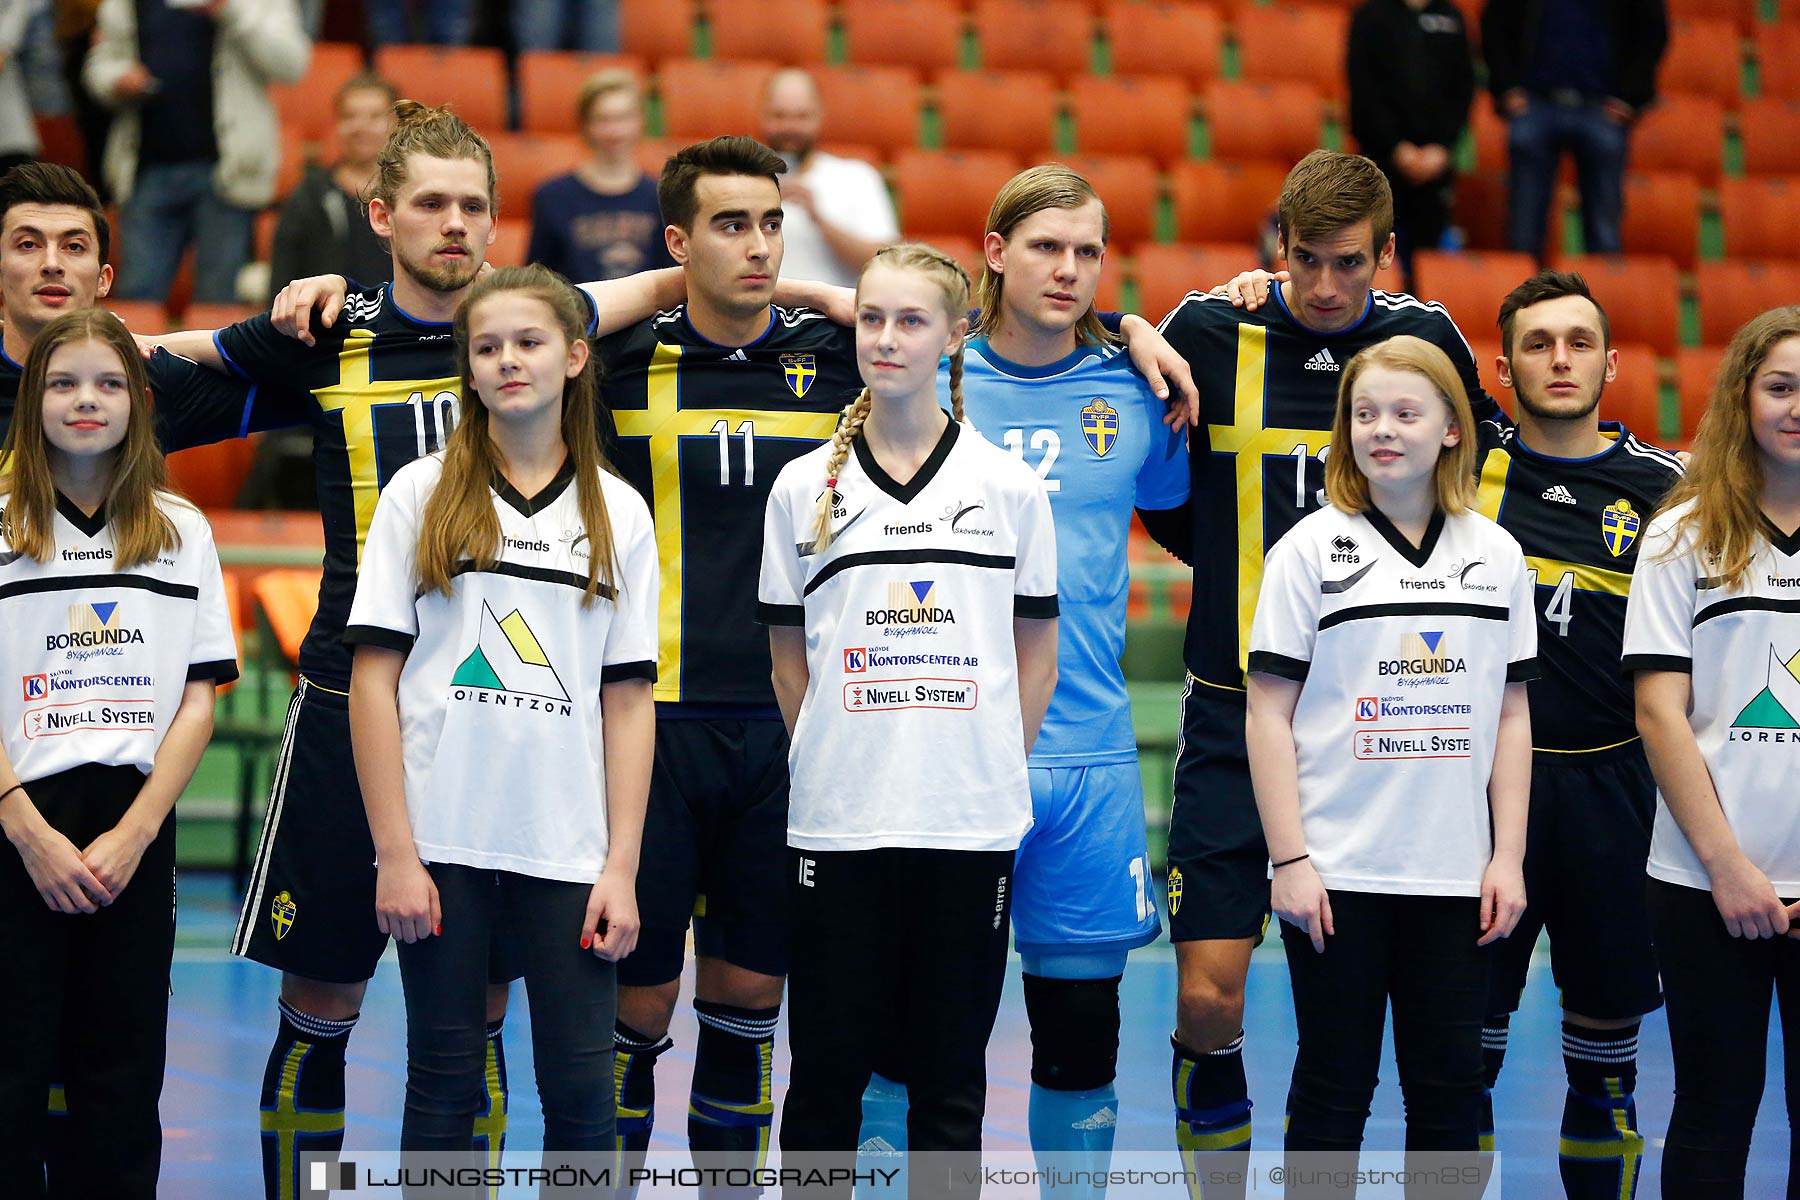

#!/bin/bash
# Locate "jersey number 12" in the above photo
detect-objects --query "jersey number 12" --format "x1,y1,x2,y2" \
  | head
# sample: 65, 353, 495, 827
1001, 427, 1061, 492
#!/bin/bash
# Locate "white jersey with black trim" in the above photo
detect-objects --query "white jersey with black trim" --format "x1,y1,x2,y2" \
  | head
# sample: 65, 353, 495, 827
757, 419, 1058, 852
1248, 503, 1538, 896
0, 493, 238, 781
345, 453, 659, 884
1621, 498, 1800, 894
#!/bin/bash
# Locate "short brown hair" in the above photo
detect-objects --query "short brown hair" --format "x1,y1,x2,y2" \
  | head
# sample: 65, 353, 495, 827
577, 68, 640, 125
1496, 269, 1610, 357
335, 72, 398, 113
0, 162, 109, 264
658, 136, 787, 232
1324, 335, 1478, 516
1277, 150, 1394, 250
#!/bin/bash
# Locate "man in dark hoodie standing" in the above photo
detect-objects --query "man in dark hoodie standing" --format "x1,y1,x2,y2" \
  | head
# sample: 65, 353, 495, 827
1346, 0, 1475, 287
1482, 0, 1668, 259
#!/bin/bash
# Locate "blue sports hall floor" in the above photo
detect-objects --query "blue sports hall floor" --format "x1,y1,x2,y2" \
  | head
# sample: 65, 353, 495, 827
154, 873, 1789, 1198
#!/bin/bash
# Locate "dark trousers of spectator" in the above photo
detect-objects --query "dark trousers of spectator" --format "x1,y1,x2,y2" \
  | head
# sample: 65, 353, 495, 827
1378, 164, 1454, 290
1648, 878, 1800, 1200
1279, 891, 1488, 1199
117, 162, 254, 304
1506, 93, 1629, 258
512, 0, 619, 52
366, 0, 474, 46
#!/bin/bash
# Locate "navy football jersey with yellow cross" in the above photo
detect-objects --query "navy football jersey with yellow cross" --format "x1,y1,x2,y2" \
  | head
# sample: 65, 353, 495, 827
598, 304, 861, 707
1474, 419, 1682, 752
1157, 286, 1499, 690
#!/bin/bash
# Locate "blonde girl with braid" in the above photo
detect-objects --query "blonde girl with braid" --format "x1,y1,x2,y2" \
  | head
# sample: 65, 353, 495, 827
757, 243, 1060, 1166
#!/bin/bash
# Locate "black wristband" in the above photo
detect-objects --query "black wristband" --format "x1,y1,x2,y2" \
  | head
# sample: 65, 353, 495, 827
1271, 853, 1310, 869
0, 782, 24, 806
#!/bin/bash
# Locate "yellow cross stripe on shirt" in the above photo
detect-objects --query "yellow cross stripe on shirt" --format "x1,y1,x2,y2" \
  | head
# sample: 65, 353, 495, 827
1475, 448, 1633, 596
610, 343, 842, 701
1216, 324, 1334, 675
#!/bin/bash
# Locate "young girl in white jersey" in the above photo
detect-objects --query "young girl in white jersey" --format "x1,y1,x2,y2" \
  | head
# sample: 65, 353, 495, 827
1246, 335, 1534, 1174
0, 308, 235, 1199
1624, 306, 1800, 1197
345, 265, 658, 1170
757, 243, 1060, 1173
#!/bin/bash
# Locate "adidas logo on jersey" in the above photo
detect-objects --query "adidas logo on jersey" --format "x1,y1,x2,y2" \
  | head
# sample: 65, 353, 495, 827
1073, 1106, 1118, 1131
1304, 348, 1340, 372
1541, 484, 1578, 505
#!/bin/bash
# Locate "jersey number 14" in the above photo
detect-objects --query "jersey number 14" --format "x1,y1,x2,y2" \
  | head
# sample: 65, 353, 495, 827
1526, 568, 1576, 637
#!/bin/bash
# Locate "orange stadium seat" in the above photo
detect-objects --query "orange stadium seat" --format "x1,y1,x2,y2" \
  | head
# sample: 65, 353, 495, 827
936, 69, 1059, 158
974, 0, 1096, 80
1618, 170, 1701, 268
1095, 260, 1124, 313
254, 209, 280, 263
1659, 18, 1745, 108
1105, 2, 1224, 91
516, 51, 646, 134
1597, 342, 1665, 442
374, 45, 508, 133
1411, 250, 1537, 334
842, 0, 963, 72
1037, 152, 1159, 249
487, 219, 531, 268
1737, 98, 1800, 178
635, 136, 683, 175
1553, 255, 1681, 357
1169, 159, 1288, 243
180, 302, 257, 331
620, 0, 696, 61
486, 133, 585, 218
104, 300, 171, 335
1466, 102, 1508, 173
1233, 4, 1350, 101
1675, 345, 1726, 440
1667, 0, 1756, 31
893, 147, 1023, 238
274, 136, 311, 203
814, 65, 925, 158
1132, 242, 1257, 322
657, 59, 777, 139
1755, 24, 1800, 102
1720, 175, 1800, 260
166, 438, 259, 510
1695, 259, 1800, 346
1630, 94, 1724, 183
1453, 169, 1510, 251
1202, 80, 1325, 164
709, 0, 830, 64
1069, 75, 1191, 166
271, 41, 363, 147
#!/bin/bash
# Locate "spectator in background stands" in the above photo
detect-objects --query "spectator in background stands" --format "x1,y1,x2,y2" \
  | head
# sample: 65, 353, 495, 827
756, 68, 897, 288
0, 1, 43, 177
1482, 0, 1668, 259
84, 0, 309, 305
512, 0, 618, 53
526, 69, 673, 283
267, 72, 396, 302
54, 2, 109, 198
364, 0, 472, 48
1346, 0, 1473, 288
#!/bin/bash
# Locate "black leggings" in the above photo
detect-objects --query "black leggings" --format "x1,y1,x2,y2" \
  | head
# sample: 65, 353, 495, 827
0, 764, 173, 1200
1648, 877, 1800, 1199
1280, 891, 1488, 1162
396, 864, 617, 1161
780, 847, 1012, 1178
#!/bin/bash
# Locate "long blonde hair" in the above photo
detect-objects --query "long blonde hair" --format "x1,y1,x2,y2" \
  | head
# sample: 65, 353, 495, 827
812, 244, 970, 553
1660, 305, 1800, 589
1323, 335, 1477, 515
970, 164, 1114, 347
418, 265, 618, 605
0, 308, 180, 567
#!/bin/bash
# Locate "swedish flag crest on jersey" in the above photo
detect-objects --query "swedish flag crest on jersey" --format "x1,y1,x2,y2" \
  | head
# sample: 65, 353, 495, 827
781, 353, 817, 398
1602, 499, 1641, 557
1081, 397, 1119, 456
270, 890, 297, 940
